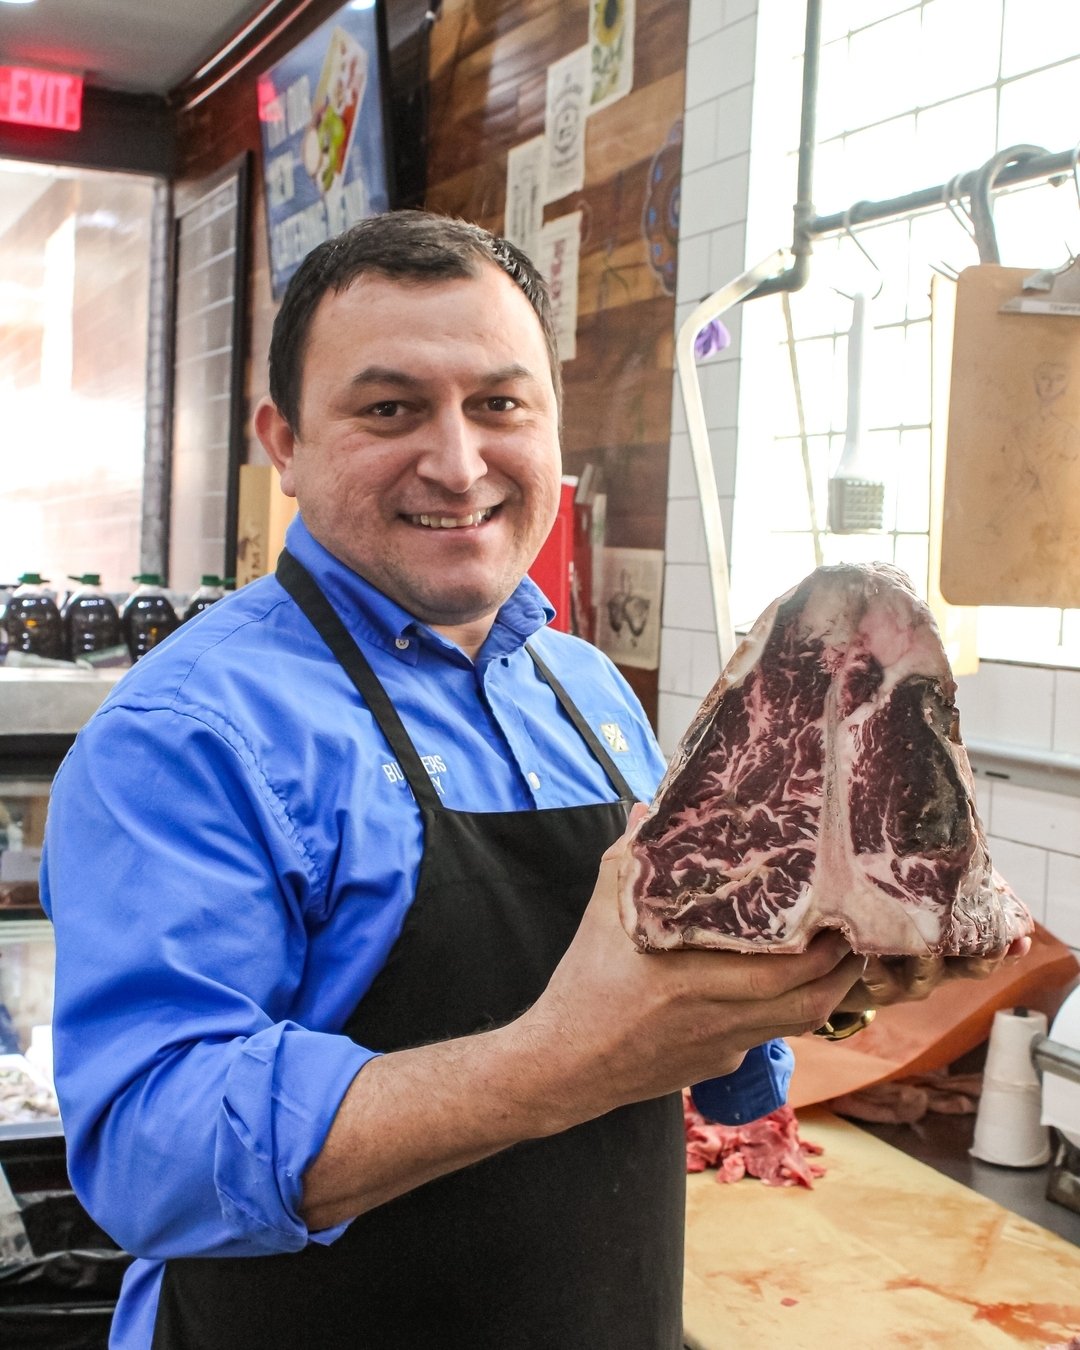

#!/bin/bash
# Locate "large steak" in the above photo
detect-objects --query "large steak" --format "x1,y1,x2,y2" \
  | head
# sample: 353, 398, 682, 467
620, 563, 1031, 956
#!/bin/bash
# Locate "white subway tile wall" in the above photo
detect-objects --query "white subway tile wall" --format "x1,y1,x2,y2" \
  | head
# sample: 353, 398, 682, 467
660, 0, 759, 761
956, 665, 1056, 750
664, 1, 1080, 955
986, 838, 1048, 926
1047, 852, 1080, 951
1054, 671, 1080, 756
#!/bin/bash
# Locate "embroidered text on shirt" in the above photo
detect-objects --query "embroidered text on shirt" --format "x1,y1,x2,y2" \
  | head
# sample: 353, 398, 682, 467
382, 754, 448, 795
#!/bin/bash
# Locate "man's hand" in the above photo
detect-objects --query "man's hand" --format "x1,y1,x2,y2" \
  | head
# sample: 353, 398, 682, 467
516, 808, 867, 1128
835, 935, 1032, 1012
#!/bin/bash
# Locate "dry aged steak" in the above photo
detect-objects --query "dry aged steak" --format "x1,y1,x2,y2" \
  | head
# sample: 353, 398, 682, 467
619, 563, 1032, 957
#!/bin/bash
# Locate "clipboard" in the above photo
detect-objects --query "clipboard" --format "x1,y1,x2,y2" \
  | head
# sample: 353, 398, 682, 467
939, 263, 1080, 608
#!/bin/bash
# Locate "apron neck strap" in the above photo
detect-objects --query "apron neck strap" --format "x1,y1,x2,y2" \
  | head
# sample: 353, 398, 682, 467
524, 642, 637, 803
276, 549, 638, 808
275, 549, 441, 811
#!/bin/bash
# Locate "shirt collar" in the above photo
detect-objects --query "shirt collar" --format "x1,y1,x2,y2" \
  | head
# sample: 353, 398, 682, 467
282, 515, 555, 663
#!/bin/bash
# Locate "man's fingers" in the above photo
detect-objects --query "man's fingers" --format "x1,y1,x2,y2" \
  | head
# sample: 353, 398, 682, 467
689, 931, 856, 1006
726, 950, 868, 1042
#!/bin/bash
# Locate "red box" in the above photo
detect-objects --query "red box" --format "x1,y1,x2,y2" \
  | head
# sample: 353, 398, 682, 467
528, 480, 577, 633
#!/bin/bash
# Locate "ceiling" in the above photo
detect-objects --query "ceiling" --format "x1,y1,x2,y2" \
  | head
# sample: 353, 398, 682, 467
0, 0, 272, 96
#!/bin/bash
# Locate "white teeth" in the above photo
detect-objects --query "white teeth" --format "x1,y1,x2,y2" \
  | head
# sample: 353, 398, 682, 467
413, 509, 492, 529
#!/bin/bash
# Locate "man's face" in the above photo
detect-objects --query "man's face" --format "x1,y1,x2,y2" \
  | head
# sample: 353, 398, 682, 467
260, 265, 562, 637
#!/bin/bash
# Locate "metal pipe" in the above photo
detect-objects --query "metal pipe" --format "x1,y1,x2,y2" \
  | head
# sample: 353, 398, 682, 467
807, 148, 1077, 241
747, 0, 821, 298
1032, 1035, 1080, 1088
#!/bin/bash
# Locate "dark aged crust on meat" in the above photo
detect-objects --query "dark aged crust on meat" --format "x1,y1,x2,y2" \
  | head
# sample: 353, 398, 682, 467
619, 563, 1032, 957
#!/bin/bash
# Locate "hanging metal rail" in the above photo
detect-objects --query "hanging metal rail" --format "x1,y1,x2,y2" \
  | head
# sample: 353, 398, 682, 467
681, 0, 1080, 665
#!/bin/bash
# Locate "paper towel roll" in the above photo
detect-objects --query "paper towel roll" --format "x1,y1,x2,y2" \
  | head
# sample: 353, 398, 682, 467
983, 1006, 1047, 1086
1041, 986, 1080, 1151
971, 1007, 1051, 1167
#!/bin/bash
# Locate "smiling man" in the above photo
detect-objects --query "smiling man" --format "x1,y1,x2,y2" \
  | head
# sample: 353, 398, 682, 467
255, 245, 564, 655
43, 211, 989, 1349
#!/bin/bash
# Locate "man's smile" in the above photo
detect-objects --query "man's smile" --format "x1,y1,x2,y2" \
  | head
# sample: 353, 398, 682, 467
405, 508, 497, 529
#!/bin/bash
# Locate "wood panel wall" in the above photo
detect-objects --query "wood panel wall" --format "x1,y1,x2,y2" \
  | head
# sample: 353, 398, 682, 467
174, 0, 690, 722
173, 0, 352, 470
426, 0, 690, 722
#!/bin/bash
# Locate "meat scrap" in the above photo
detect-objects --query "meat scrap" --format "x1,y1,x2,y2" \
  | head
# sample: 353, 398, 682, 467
620, 563, 1033, 957
826, 1071, 983, 1125
683, 1092, 825, 1188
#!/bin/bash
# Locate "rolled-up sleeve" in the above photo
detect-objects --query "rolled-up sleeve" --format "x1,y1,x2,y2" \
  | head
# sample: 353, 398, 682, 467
41, 702, 376, 1259
689, 1039, 795, 1126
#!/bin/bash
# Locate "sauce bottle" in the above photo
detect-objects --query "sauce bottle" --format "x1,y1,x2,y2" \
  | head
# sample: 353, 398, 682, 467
3, 574, 64, 660
182, 575, 227, 622
62, 574, 122, 659
121, 574, 180, 661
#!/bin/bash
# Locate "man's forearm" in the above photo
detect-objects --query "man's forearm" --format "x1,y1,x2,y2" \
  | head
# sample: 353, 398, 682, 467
299, 1020, 580, 1231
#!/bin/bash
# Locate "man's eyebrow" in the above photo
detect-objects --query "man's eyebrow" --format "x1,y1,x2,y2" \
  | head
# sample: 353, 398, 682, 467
348, 363, 541, 389
482, 363, 540, 385
349, 366, 423, 390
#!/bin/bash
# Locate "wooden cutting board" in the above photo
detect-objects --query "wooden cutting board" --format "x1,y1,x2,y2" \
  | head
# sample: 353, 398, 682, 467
940, 263, 1080, 607
683, 1108, 1080, 1348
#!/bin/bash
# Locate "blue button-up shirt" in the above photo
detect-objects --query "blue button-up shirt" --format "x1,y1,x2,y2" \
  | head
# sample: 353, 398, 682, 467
41, 516, 790, 1347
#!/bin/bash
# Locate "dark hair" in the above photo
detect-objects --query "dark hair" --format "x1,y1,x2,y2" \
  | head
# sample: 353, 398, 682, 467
268, 209, 562, 433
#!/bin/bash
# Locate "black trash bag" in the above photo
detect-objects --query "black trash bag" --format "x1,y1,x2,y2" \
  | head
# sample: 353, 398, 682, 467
0, 1299, 116, 1350
0, 1248, 132, 1305
17, 1193, 117, 1257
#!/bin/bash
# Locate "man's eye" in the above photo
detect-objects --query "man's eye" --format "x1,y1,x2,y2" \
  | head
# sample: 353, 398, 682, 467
485, 396, 519, 412
366, 401, 403, 417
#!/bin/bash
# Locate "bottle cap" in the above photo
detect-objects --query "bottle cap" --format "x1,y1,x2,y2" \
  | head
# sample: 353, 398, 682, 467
199, 575, 225, 586
131, 574, 164, 585
68, 574, 102, 585
17, 573, 48, 585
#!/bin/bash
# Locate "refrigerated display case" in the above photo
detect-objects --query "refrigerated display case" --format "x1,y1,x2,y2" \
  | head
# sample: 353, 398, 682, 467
0, 669, 131, 1347
0, 669, 125, 1137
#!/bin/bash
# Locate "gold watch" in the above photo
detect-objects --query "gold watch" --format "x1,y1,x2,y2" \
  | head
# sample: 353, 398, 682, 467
813, 1009, 876, 1041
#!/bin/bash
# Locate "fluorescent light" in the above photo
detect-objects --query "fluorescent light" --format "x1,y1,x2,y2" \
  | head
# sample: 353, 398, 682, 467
0, 2, 39, 7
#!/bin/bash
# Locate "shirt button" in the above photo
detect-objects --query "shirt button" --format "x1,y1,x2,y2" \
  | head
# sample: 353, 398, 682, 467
395, 637, 410, 650
527, 772, 541, 790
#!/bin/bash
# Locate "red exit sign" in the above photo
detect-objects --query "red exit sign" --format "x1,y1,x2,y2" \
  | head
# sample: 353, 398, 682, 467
0, 66, 84, 132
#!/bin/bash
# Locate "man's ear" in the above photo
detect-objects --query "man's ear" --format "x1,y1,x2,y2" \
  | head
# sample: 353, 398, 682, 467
254, 397, 299, 498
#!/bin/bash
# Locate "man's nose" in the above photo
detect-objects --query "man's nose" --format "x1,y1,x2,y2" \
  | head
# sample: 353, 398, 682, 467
415, 409, 488, 493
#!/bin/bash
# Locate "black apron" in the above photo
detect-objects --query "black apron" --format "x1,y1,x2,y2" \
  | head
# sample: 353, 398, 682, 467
150, 551, 685, 1350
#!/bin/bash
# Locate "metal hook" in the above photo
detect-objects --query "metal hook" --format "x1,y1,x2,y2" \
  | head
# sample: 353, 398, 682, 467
969, 144, 1048, 264
941, 172, 977, 241
835, 204, 883, 300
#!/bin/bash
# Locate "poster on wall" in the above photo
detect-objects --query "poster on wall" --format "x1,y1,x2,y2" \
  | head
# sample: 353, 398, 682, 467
537, 211, 582, 362
597, 546, 663, 670
257, 2, 390, 299
589, 0, 635, 111
505, 135, 546, 262
544, 46, 589, 204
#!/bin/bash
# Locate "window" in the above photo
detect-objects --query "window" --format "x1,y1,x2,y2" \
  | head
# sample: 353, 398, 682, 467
738, 0, 1080, 665
0, 159, 156, 596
